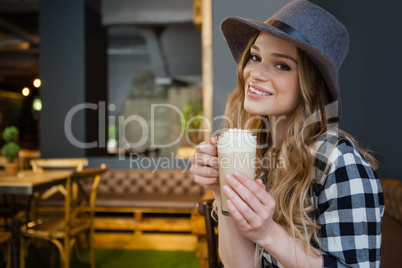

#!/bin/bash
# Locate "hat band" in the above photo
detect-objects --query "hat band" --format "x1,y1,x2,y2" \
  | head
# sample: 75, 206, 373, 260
265, 20, 309, 43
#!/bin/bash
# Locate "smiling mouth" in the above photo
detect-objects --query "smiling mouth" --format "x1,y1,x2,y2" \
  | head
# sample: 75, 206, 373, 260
249, 86, 272, 96
249, 85, 272, 96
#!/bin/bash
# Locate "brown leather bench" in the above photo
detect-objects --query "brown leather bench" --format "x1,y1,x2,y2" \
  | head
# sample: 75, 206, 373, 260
89, 169, 205, 250
95, 169, 203, 211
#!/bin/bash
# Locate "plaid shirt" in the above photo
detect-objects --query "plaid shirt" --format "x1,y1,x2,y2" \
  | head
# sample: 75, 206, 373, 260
262, 131, 385, 268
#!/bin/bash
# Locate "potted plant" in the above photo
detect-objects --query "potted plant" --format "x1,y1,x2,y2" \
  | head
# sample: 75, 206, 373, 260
178, 99, 203, 158
181, 99, 203, 145
1, 126, 20, 175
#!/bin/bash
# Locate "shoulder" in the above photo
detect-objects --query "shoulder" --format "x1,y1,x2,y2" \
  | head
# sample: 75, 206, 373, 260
315, 130, 361, 160
314, 130, 372, 170
311, 132, 384, 267
313, 130, 377, 185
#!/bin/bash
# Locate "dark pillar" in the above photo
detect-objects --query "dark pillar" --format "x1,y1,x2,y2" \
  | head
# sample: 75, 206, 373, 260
39, 0, 107, 157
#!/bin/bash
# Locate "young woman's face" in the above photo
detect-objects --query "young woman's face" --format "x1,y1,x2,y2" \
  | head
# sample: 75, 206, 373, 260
243, 32, 300, 118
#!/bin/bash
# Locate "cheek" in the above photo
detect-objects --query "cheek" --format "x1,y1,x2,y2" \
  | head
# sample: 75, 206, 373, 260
243, 65, 251, 80
277, 77, 301, 109
288, 83, 301, 107
243, 71, 250, 91
281, 76, 299, 96
291, 77, 300, 98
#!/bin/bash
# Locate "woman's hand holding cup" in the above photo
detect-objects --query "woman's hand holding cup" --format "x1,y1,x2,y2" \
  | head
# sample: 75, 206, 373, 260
189, 137, 220, 194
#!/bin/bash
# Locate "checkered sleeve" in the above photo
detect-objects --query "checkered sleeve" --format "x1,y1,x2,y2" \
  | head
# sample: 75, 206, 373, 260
313, 134, 385, 268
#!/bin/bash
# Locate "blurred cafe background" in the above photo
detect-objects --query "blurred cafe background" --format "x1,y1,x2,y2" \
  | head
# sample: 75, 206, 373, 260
0, 0, 400, 178
0, 0, 401, 267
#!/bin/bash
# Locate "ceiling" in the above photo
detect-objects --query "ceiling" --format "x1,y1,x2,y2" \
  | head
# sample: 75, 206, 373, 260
0, 0, 39, 93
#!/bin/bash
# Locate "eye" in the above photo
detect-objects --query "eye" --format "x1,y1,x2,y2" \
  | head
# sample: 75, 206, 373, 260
275, 63, 291, 71
250, 54, 261, 62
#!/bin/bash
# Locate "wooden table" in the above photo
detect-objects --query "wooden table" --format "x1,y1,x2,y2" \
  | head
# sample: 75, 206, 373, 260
0, 170, 72, 195
0, 170, 73, 268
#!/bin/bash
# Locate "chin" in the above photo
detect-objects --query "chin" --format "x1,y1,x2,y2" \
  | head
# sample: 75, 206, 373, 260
244, 100, 264, 116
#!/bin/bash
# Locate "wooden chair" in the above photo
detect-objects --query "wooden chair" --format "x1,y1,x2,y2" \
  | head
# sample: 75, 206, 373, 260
29, 158, 88, 218
0, 232, 12, 268
30, 158, 88, 173
18, 149, 41, 171
19, 163, 108, 268
197, 196, 220, 268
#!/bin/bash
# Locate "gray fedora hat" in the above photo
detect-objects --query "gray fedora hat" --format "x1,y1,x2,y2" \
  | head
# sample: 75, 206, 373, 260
221, 0, 349, 120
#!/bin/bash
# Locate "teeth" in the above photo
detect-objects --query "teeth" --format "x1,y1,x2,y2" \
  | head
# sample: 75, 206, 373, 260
250, 86, 271, 96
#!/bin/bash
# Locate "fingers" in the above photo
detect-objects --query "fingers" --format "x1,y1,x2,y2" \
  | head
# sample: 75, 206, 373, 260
229, 172, 271, 206
223, 172, 275, 228
194, 174, 220, 189
190, 164, 219, 178
225, 196, 249, 227
189, 141, 219, 169
196, 141, 217, 157
190, 165, 220, 191
255, 178, 266, 190
189, 141, 220, 190
224, 174, 262, 215
189, 152, 219, 169
210, 136, 218, 146
223, 185, 254, 226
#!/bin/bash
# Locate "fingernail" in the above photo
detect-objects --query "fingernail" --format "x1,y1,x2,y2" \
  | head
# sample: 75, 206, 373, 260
196, 142, 204, 148
234, 171, 240, 177
223, 185, 231, 193
199, 142, 209, 149
225, 174, 234, 182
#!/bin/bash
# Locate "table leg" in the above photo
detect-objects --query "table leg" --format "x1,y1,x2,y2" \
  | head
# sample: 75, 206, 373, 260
25, 195, 32, 224
10, 195, 18, 268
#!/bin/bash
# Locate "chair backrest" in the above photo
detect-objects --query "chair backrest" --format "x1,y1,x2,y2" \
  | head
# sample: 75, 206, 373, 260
29, 158, 89, 202
197, 197, 220, 268
70, 164, 108, 215
64, 164, 108, 234
30, 158, 88, 173
19, 149, 41, 170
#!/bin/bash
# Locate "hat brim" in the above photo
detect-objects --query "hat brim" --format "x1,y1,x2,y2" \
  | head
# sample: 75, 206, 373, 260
220, 17, 341, 120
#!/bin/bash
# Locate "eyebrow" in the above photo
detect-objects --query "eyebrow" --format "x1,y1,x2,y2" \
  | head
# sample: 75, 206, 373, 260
251, 44, 298, 64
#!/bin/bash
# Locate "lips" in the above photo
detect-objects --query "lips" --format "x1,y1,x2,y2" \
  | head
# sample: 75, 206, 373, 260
247, 82, 273, 98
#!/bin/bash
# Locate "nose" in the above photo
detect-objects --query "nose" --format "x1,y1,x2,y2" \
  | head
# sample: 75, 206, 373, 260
250, 62, 270, 82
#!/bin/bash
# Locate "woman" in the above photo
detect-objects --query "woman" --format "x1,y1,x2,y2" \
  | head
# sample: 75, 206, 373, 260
190, 0, 384, 267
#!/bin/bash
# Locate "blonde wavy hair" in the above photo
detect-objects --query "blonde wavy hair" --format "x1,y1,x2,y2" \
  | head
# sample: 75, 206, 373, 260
222, 32, 378, 262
